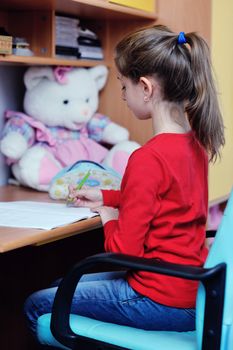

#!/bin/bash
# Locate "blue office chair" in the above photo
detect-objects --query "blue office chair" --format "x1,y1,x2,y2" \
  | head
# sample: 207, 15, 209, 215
37, 189, 233, 350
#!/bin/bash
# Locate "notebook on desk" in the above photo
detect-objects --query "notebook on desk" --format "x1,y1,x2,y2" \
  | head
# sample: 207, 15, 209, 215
0, 201, 98, 230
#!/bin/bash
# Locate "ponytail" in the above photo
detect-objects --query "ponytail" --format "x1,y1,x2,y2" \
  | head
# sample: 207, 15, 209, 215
185, 33, 225, 161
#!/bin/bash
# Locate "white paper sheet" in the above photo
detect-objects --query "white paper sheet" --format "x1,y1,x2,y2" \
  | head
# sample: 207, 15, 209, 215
0, 201, 98, 230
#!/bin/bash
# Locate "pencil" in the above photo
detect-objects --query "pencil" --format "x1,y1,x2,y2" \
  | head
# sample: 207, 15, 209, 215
67, 170, 91, 205
76, 170, 91, 190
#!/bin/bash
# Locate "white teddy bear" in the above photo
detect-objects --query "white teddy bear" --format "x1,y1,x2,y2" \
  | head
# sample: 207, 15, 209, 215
0, 65, 139, 191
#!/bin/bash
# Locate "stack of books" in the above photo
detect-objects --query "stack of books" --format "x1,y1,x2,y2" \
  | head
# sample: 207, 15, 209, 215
55, 15, 80, 59
77, 26, 104, 60
55, 14, 104, 61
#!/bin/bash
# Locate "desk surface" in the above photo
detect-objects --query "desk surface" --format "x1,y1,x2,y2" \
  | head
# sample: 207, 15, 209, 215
0, 185, 102, 253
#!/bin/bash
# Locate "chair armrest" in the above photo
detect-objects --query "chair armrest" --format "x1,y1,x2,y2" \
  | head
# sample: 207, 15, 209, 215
50, 252, 225, 349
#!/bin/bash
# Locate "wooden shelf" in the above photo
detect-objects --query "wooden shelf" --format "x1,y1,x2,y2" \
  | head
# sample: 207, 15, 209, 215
0, 0, 156, 67
0, 54, 108, 67
55, 0, 157, 20
0, 0, 157, 20
0, 0, 157, 179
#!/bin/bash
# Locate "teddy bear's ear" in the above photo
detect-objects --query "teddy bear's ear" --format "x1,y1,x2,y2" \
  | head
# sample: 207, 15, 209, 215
89, 65, 108, 91
24, 66, 55, 90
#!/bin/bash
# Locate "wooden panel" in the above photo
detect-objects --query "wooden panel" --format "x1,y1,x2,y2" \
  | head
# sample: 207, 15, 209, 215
156, 0, 211, 43
8, 10, 53, 57
0, 10, 9, 30
99, 18, 155, 145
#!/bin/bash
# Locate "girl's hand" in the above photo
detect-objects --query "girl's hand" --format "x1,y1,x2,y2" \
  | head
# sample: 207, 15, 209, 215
92, 206, 119, 225
67, 186, 103, 208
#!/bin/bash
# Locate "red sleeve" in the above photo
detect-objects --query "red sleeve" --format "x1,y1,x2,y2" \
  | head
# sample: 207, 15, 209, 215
102, 190, 121, 208
103, 149, 169, 255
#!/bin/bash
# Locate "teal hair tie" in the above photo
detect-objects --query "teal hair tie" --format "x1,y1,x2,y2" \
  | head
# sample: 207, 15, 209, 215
177, 32, 186, 45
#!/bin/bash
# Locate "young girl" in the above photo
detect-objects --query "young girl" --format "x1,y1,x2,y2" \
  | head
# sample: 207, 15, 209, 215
24, 25, 225, 336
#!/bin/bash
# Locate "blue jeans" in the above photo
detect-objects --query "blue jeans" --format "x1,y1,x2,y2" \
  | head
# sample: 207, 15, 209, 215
24, 271, 195, 337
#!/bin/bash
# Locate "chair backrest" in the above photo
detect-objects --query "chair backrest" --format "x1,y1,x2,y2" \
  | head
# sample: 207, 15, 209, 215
196, 188, 233, 350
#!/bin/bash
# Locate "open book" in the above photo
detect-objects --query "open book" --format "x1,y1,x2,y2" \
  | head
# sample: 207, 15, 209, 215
0, 201, 98, 230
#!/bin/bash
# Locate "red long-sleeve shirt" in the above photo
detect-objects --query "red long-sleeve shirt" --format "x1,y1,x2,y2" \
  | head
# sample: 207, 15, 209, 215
102, 131, 208, 308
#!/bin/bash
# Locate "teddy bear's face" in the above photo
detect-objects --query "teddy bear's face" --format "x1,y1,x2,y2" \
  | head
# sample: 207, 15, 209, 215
23, 69, 100, 130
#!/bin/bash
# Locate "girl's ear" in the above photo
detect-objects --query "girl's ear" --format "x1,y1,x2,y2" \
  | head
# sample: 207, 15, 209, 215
139, 77, 154, 99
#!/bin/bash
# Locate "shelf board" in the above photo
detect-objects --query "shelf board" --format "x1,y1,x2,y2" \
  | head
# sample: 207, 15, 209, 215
0, 0, 156, 20
55, 0, 157, 20
0, 55, 108, 67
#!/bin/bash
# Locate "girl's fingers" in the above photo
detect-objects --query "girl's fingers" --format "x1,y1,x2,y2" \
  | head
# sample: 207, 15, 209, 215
91, 206, 101, 213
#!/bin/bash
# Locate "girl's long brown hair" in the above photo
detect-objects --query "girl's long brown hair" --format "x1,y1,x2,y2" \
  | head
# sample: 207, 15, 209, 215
114, 25, 225, 161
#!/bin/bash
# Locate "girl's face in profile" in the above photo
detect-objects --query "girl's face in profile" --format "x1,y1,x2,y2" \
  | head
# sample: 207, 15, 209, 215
117, 74, 151, 120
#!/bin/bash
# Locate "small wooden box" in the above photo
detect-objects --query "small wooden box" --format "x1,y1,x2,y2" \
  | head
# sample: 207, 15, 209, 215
0, 35, 12, 54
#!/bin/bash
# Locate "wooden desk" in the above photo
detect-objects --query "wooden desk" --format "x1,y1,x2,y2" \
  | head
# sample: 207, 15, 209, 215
0, 185, 102, 253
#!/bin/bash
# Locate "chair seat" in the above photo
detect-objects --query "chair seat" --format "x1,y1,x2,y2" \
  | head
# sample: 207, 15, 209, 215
37, 313, 196, 350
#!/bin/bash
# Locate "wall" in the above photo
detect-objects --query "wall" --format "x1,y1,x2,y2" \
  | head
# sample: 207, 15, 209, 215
0, 66, 25, 185
209, 0, 233, 203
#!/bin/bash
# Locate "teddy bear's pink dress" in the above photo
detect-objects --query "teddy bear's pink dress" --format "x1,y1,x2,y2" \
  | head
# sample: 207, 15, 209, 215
3, 110, 110, 167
